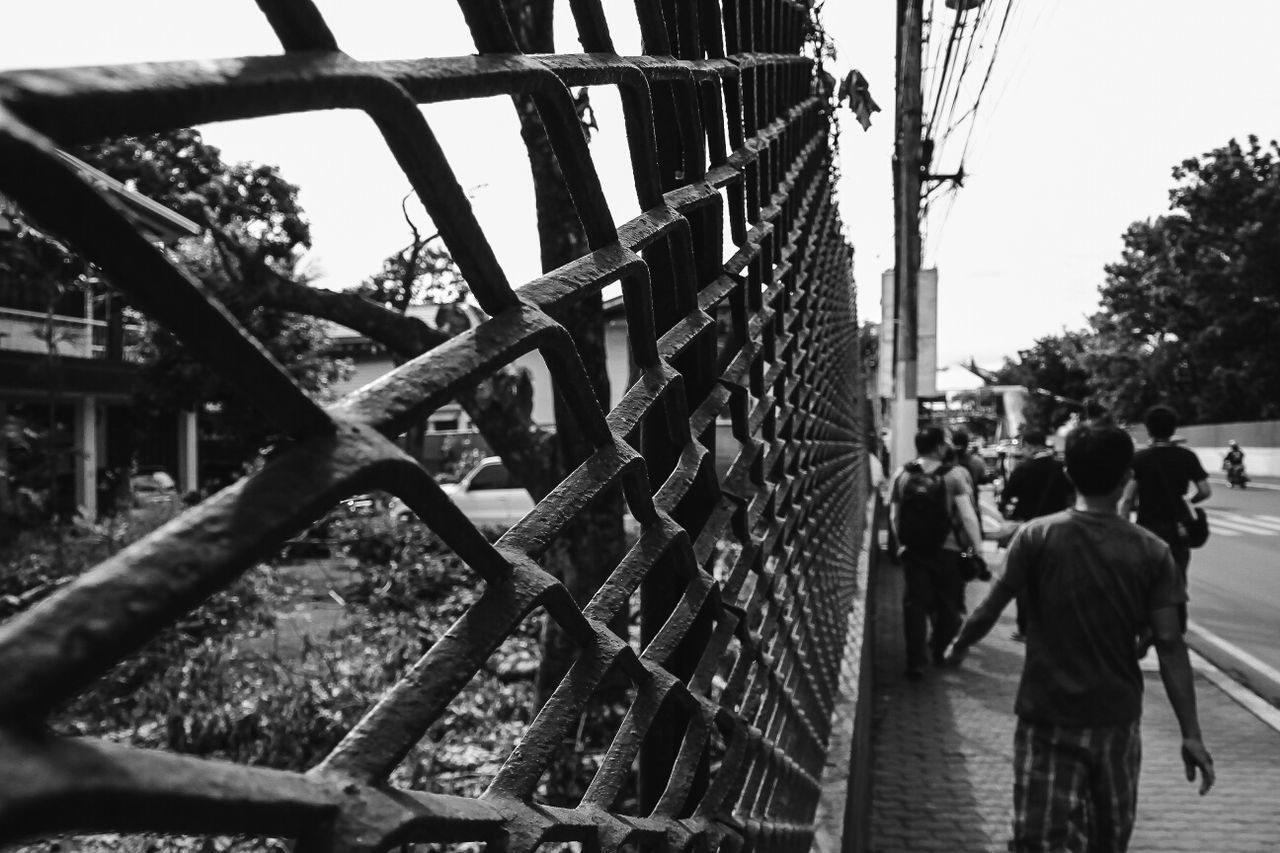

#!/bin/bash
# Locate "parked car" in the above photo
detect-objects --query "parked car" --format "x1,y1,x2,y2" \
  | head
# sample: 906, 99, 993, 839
393, 457, 535, 530
129, 469, 178, 506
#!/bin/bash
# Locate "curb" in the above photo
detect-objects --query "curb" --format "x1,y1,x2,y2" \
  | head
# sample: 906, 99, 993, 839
1185, 621, 1280, 710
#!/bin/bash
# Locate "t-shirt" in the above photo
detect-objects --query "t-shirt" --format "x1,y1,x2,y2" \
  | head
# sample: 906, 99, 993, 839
1000, 452, 1074, 521
890, 458, 975, 552
1131, 444, 1208, 526
958, 451, 988, 487
1000, 509, 1185, 727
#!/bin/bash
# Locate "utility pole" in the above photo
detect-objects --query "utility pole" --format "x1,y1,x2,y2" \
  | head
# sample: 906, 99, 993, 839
891, 0, 925, 466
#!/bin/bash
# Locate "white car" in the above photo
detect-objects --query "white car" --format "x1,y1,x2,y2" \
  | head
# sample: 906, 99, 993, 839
394, 457, 535, 530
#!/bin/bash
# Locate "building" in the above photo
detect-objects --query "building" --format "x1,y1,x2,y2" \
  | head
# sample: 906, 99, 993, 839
0, 152, 201, 521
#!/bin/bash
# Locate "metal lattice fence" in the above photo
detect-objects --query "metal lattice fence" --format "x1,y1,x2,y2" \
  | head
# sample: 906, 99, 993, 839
0, 1, 865, 851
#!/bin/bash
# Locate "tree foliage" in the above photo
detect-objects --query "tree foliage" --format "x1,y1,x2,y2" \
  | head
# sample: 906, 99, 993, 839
78, 129, 350, 476
997, 136, 1280, 427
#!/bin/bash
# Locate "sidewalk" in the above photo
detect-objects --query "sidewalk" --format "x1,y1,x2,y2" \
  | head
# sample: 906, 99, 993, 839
868, 548, 1280, 852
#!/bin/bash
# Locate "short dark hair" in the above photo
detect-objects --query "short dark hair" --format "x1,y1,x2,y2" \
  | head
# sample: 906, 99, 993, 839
1064, 423, 1134, 496
1022, 429, 1047, 447
1144, 404, 1178, 440
914, 426, 947, 456
951, 429, 971, 449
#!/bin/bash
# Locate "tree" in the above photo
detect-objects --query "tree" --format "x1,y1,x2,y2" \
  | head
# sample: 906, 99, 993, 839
992, 331, 1092, 431
75, 130, 350, 481
1095, 136, 1280, 423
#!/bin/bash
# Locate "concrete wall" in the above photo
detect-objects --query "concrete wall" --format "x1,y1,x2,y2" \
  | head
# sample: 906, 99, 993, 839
1133, 420, 1280, 477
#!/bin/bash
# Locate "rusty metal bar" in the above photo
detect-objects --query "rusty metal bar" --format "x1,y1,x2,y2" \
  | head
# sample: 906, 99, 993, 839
0, 1, 864, 850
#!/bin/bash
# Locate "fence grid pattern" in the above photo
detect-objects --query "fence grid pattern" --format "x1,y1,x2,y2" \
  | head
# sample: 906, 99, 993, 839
0, 2, 864, 851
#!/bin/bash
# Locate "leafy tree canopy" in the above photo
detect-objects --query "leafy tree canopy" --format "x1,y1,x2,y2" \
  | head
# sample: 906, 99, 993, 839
997, 136, 1280, 427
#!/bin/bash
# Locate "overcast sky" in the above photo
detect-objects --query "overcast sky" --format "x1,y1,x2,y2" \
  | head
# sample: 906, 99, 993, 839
3, 1, 1278, 370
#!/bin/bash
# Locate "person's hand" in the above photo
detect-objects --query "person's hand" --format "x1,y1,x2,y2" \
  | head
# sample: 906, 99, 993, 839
943, 641, 968, 667
1181, 738, 1215, 795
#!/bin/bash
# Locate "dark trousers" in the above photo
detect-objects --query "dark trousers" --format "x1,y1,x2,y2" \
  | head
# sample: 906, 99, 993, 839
902, 548, 964, 669
1142, 521, 1192, 632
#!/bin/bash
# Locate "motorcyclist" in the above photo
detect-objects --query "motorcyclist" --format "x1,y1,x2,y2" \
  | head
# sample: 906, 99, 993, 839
1223, 440, 1248, 487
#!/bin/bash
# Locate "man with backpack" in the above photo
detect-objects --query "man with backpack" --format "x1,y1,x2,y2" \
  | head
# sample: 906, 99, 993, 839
889, 427, 986, 679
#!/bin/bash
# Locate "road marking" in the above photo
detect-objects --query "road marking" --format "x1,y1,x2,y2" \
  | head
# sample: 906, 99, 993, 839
1190, 623, 1280, 694
1210, 509, 1280, 532
1207, 524, 1241, 537
1256, 515, 1280, 525
1204, 513, 1277, 535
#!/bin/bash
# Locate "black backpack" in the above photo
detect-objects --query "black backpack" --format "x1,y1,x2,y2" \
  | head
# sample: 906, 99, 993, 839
896, 462, 953, 550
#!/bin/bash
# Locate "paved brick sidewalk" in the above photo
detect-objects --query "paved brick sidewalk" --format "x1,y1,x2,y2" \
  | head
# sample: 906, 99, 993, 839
868, 551, 1280, 852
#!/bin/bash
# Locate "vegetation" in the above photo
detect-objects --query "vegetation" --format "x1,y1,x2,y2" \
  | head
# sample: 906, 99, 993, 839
995, 136, 1280, 429
3, 507, 607, 802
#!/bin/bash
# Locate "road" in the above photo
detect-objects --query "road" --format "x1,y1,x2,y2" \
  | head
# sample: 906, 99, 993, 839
1189, 479, 1280, 675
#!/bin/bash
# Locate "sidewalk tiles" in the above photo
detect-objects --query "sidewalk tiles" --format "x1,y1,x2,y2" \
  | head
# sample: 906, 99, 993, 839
868, 555, 1280, 853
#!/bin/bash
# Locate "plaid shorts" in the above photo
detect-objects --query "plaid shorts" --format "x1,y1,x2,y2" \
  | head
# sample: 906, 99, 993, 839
1010, 717, 1142, 853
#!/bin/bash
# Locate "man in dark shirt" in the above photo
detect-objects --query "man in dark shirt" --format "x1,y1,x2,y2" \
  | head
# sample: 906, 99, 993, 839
946, 423, 1214, 851
952, 429, 989, 490
1119, 405, 1210, 630
997, 430, 1075, 640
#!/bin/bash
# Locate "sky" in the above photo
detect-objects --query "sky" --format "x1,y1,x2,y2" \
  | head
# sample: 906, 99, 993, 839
2, 1, 1279, 370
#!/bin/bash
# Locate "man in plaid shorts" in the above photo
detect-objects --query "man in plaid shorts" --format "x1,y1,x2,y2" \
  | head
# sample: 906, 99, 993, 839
945, 422, 1215, 851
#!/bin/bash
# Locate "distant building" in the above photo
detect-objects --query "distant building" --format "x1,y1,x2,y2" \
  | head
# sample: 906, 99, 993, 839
0, 152, 201, 520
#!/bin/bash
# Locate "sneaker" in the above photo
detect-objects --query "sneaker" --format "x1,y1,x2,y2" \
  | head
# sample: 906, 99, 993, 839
1010, 630, 1026, 643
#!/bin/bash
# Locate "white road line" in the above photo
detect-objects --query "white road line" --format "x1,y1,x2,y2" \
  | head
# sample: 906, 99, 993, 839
1207, 524, 1241, 537
1255, 515, 1280, 525
1205, 516, 1275, 536
1191, 625, 1280, 695
1210, 509, 1280, 532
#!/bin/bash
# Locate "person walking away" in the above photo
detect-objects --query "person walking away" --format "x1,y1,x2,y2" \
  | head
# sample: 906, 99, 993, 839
953, 429, 990, 492
1118, 405, 1210, 631
889, 427, 985, 679
998, 430, 1075, 641
945, 423, 1215, 851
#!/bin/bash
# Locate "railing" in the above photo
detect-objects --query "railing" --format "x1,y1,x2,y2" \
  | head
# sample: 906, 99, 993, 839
0, 306, 148, 362
0, 2, 865, 851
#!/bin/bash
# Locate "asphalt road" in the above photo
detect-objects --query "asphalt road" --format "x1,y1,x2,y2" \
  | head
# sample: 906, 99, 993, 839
1189, 479, 1280, 675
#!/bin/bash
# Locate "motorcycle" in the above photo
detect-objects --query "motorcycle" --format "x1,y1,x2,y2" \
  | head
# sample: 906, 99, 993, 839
1225, 462, 1249, 489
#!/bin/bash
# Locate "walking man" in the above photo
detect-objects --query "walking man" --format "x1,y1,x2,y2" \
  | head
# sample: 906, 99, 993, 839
889, 427, 985, 679
998, 430, 1075, 641
1118, 404, 1211, 630
952, 428, 989, 490
945, 423, 1215, 851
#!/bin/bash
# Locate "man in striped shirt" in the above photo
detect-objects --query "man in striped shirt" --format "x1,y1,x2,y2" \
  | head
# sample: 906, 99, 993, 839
945, 422, 1215, 851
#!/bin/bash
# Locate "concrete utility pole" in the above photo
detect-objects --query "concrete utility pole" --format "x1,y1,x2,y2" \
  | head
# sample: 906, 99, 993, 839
891, 0, 925, 466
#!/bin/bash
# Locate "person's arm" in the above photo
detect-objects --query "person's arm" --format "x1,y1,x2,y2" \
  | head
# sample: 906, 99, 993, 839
1190, 478, 1211, 504
953, 487, 983, 551
1151, 605, 1215, 795
945, 579, 1017, 663
1118, 477, 1138, 518
1185, 451, 1211, 503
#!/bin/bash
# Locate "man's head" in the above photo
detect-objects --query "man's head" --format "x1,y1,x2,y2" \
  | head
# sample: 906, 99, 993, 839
1144, 404, 1178, 441
951, 429, 971, 452
1229, 439, 1240, 449
913, 426, 947, 459
1064, 423, 1134, 496
1022, 429, 1047, 450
